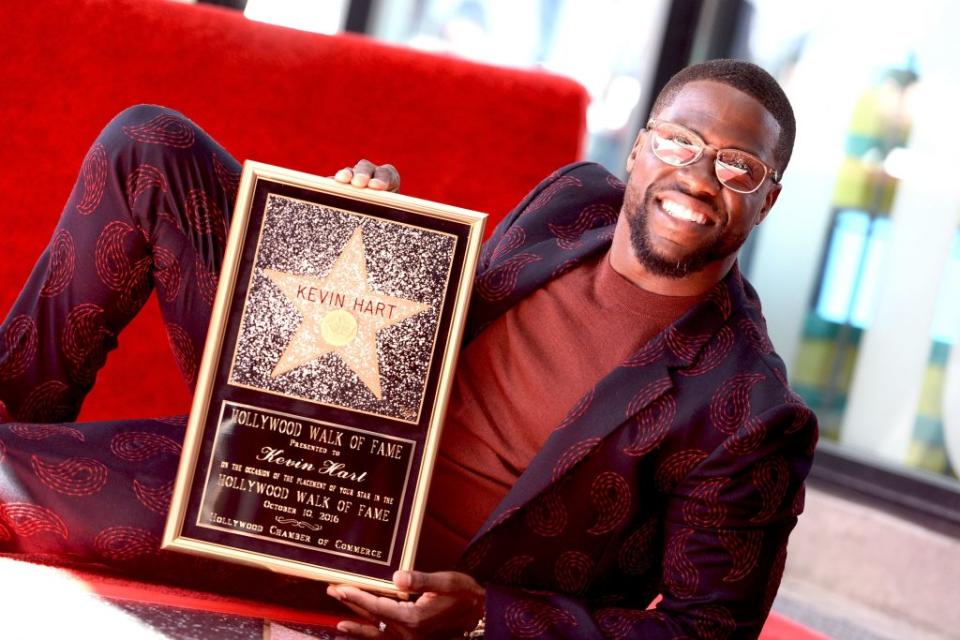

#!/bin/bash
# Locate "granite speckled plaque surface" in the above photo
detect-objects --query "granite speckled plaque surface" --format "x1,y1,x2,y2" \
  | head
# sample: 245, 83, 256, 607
163, 161, 485, 594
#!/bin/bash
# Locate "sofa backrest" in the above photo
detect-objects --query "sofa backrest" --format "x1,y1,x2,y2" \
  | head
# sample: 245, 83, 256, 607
0, 0, 587, 421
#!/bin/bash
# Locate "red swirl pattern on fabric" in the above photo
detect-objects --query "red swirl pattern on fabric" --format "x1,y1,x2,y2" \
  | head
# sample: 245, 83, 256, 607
121, 113, 196, 148
40, 230, 76, 297
666, 328, 710, 362
153, 245, 182, 302
490, 505, 521, 529
30, 455, 109, 496
213, 153, 240, 202
738, 317, 774, 354
547, 203, 618, 250
618, 517, 657, 576
120, 255, 152, 314
0, 315, 38, 381
166, 323, 197, 386
654, 449, 708, 492
95, 220, 143, 294
694, 604, 737, 640
490, 226, 527, 266
524, 490, 567, 537
555, 550, 593, 593
195, 255, 219, 306
494, 554, 535, 585
720, 529, 763, 582
784, 390, 815, 436
680, 326, 734, 377
63, 303, 112, 385
751, 456, 790, 523
623, 377, 675, 457
551, 437, 600, 483
587, 471, 631, 535
0, 522, 11, 542
94, 526, 159, 561
682, 477, 729, 528
0, 503, 69, 539
20, 380, 73, 422
10, 423, 85, 442
524, 175, 583, 214
110, 432, 182, 461
125, 164, 169, 210
724, 415, 767, 456
459, 535, 492, 573
597, 608, 666, 640
554, 389, 594, 432
133, 479, 174, 514
475, 253, 541, 302
709, 373, 765, 435
157, 415, 188, 427
621, 335, 665, 367
186, 189, 226, 245
76, 143, 108, 215
504, 600, 577, 638
707, 283, 733, 320
606, 174, 626, 191
664, 527, 698, 599
550, 257, 581, 279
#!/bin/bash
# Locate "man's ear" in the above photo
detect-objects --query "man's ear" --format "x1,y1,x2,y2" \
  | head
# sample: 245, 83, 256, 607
756, 182, 782, 225
625, 130, 647, 174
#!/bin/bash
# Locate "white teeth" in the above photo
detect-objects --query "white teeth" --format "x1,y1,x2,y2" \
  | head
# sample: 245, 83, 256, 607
661, 199, 707, 225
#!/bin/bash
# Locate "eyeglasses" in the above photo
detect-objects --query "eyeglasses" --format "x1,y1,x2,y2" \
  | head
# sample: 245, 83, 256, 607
646, 119, 779, 194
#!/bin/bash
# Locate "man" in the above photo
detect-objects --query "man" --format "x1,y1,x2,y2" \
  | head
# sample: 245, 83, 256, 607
0, 59, 816, 639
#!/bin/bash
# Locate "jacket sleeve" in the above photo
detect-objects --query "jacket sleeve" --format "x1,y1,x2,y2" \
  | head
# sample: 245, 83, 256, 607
481, 402, 817, 639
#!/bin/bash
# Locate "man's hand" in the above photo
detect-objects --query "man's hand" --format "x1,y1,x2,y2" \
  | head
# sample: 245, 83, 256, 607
327, 570, 484, 639
334, 159, 401, 192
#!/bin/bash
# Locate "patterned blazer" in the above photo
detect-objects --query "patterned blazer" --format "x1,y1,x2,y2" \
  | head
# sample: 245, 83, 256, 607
457, 162, 818, 639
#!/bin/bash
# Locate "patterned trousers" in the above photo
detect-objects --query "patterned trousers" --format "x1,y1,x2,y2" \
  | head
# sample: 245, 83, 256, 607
0, 106, 326, 601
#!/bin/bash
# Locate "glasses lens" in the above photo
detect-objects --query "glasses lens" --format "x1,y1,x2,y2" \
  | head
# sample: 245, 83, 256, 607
650, 124, 702, 166
715, 150, 767, 193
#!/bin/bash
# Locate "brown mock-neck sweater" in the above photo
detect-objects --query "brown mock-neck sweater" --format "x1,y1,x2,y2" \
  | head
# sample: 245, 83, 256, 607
417, 251, 705, 570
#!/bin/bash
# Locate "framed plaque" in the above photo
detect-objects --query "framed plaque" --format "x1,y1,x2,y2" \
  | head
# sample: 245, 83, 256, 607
163, 161, 486, 594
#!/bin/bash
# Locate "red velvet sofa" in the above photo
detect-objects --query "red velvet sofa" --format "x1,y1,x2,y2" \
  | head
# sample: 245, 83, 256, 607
0, 0, 588, 422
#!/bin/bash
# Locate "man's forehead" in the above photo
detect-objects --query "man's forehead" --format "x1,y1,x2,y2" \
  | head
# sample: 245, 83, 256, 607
655, 80, 780, 155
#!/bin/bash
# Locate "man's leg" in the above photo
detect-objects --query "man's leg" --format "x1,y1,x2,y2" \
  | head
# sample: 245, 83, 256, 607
0, 104, 239, 421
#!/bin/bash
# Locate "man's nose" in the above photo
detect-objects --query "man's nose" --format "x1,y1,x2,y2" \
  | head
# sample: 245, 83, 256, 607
675, 154, 721, 198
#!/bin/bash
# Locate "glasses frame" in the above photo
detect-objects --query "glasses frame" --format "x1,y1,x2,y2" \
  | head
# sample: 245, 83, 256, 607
645, 119, 780, 194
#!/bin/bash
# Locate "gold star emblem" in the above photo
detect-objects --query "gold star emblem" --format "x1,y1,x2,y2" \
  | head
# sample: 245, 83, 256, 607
263, 227, 429, 400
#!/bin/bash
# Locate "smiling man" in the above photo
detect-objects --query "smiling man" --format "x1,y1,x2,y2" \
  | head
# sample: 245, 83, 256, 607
327, 60, 817, 639
0, 59, 816, 639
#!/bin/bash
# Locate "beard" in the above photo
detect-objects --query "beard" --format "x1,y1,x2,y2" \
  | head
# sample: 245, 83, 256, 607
626, 185, 744, 279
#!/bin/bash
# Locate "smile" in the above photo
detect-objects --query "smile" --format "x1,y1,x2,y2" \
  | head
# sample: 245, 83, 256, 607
660, 198, 709, 225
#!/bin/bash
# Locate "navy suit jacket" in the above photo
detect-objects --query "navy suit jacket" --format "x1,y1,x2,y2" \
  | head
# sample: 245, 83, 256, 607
458, 162, 818, 639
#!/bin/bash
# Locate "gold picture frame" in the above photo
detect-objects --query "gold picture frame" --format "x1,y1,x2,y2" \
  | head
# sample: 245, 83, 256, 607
163, 161, 486, 594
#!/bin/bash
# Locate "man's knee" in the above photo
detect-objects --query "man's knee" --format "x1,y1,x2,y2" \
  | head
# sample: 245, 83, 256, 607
96, 104, 202, 157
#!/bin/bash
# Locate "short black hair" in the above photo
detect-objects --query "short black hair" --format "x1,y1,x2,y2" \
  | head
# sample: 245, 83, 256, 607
650, 59, 796, 176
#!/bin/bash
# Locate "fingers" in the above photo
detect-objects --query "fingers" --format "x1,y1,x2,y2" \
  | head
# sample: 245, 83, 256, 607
371, 164, 400, 191
333, 160, 400, 192
335, 619, 384, 639
394, 570, 476, 594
